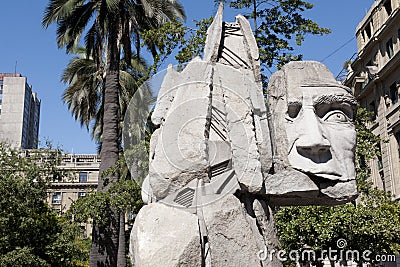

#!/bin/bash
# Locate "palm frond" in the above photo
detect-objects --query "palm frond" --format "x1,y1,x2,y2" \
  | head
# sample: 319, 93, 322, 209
84, 21, 104, 66
56, 2, 96, 52
42, 0, 84, 28
62, 55, 102, 129
105, 0, 120, 12
164, 0, 186, 21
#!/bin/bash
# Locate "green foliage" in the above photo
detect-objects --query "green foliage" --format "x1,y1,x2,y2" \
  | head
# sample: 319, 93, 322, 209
275, 194, 400, 265
0, 143, 89, 266
123, 140, 151, 184
45, 218, 91, 267
67, 142, 147, 227
274, 108, 400, 266
175, 17, 214, 67
354, 107, 381, 187
67, 178, 143, 227
140, 16, 214, 71
141, 20, 186, 72
0, 247, 49, 267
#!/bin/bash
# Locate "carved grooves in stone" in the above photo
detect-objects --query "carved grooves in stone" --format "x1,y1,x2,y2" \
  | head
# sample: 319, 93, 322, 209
210, 159, 230, 177
214, 170, 235, 194
173, 188, 195, 208
199, 232, 210, 267
210, 106, 227, 141
218, 22, 251, 69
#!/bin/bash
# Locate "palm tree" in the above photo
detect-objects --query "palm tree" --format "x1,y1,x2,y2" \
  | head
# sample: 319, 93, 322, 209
61, 47, 147, 144
62, 48, 150, 267
43, 1, 185, 266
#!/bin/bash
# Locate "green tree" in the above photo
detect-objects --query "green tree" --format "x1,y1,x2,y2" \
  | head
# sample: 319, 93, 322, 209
43, 1, 185, 266
140, 20, 187, 72
174, 17, 214, 68
0, 143, 89, 267
274, 108, 400, 266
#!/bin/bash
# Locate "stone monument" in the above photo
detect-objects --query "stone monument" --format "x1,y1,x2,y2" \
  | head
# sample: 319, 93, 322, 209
128, 4, 358, 267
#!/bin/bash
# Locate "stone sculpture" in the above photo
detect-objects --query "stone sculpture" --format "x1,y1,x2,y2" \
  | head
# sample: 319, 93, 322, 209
128, 4, 358, 267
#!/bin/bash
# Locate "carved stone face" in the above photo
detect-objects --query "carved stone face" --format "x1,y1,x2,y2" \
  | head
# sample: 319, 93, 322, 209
285, 83, 357, 182
267, 61, 358, 205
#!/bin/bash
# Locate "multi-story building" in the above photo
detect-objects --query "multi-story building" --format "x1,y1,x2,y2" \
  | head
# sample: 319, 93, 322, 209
47, 153, 100, 237
344, 0, 400, 199
0, 73, 40, 149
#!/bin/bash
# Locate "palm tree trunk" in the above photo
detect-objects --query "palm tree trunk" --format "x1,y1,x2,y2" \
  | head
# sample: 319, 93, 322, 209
117, 212, 126, 267
90, 22, 121, 267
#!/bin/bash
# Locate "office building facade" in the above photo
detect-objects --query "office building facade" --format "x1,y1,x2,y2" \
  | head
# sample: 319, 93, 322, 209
0, 73, 40, 149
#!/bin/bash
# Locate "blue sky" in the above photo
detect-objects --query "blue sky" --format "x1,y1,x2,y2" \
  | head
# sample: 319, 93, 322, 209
0, 0, 375, 154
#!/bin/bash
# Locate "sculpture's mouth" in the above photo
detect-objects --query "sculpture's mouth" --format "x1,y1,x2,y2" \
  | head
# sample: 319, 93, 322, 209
293, 168, 342, 180
312, 171, 342, 180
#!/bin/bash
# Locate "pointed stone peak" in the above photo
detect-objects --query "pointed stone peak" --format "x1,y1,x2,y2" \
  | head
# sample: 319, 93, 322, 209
203, 2, 224, 63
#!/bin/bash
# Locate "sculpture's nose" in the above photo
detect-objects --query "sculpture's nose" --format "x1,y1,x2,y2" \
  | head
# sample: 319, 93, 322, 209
296, 108, 331, 154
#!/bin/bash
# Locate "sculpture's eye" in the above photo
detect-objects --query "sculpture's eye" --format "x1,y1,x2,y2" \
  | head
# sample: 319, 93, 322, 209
323, 110, 349, 123
287, 103, 301, 119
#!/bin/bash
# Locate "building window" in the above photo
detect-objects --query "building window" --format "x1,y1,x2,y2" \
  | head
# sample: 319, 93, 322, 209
52, 192, 61, 204
362, 74, 371, 90
398, 28, 400, 42
395, 132, 400, 159
79, 172, 88, 182
377, 143, 383, 171
384, 0, 392, 16
389, 83, 398, 104
368, 100, 377, 120
378, 161, 383, 171
78, 192, 87, 199
380, 170, 386, 191
52, 174, 61, 183
365, 23, 372, 39
386, 38, 394, 58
